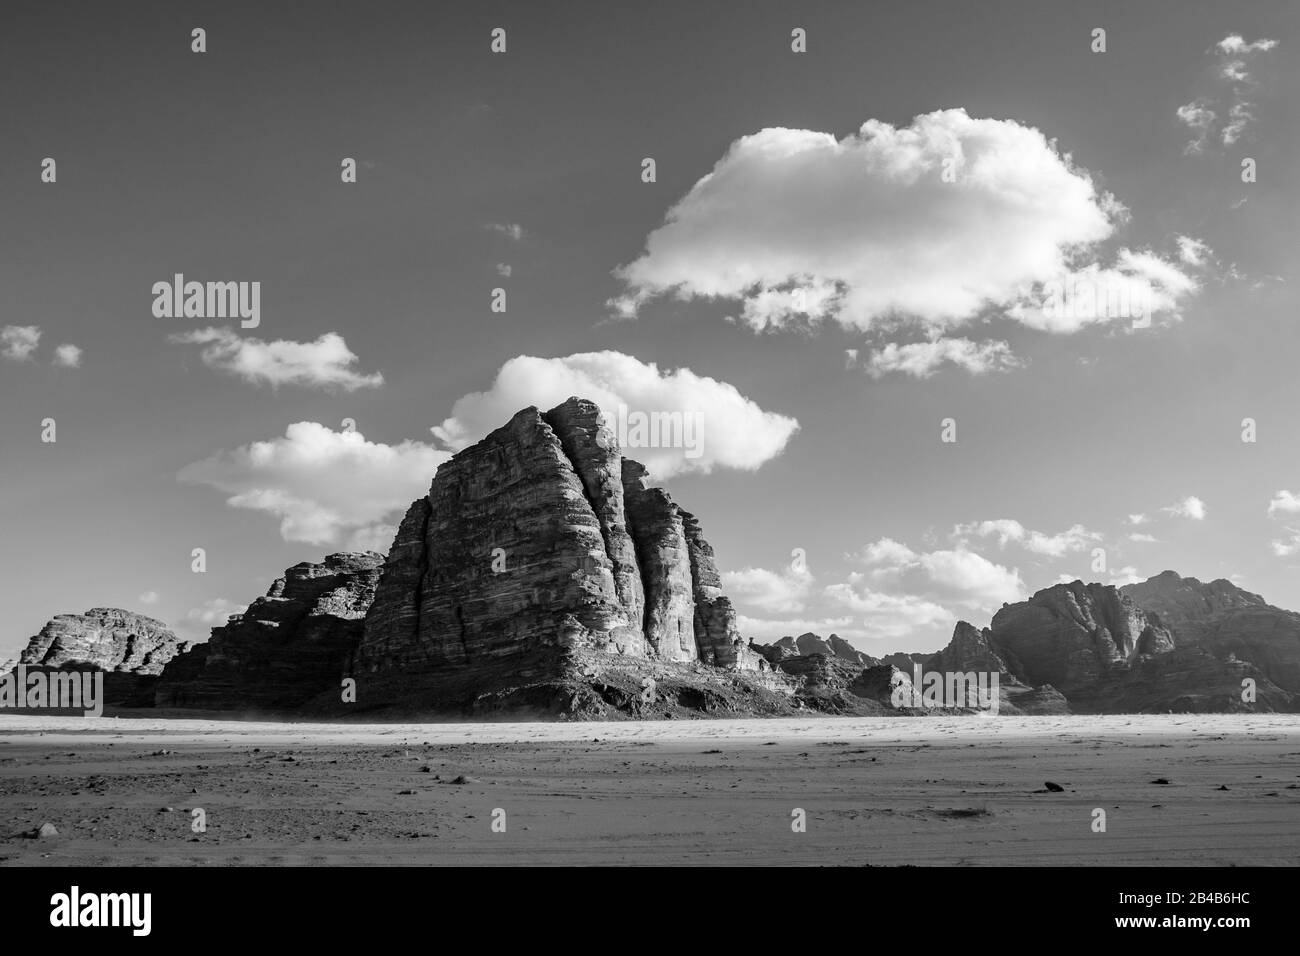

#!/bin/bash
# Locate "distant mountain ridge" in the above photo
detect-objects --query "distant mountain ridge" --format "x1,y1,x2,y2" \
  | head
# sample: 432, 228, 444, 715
752, 572, 1298, 714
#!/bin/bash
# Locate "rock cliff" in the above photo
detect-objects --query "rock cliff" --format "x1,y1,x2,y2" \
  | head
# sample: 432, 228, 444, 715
348, 398, 765, 712
19, 608, 189, 674
1122, 571, 1300, 693
155, 552, 383, 710
10, 608, 192, 709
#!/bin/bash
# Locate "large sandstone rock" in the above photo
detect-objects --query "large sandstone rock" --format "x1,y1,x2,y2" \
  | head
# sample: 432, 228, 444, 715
916, 579, 1298, 713
988, 581, 1173, 690
156, 552, 383, 710
926, 621, 1015, 678
622, 460, 697, 662
19, 608, 189, 674
1123, 571, 1300, 692
681, 510, 763, 669
350, 398, 766, 712
12, 608, 192, 709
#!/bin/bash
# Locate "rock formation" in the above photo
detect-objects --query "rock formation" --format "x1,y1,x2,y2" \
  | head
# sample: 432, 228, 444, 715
753, 632, 874, 667
156, 552, 383, 710
19, 608, 189, 674
349, 398, 764, 713
988, 581, 1174, 689
9, 609, 192, 708
1122, 571, 1300, 693
916, 578, 1297, 713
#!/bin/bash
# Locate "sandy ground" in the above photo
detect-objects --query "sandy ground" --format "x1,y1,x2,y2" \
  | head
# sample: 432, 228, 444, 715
0, 714, 1296, 866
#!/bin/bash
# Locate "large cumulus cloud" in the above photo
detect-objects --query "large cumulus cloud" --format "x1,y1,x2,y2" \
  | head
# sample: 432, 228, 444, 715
610, 109, 1198, 338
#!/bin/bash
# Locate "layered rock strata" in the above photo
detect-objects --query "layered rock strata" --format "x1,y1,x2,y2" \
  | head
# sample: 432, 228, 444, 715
155, 552, 382, 710
350, 398, 764, 711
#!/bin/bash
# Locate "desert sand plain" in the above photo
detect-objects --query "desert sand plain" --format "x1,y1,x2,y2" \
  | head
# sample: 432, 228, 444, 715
0, 714, 1296, 866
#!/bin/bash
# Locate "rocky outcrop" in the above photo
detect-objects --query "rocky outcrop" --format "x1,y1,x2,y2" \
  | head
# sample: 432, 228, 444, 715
622, 460, 697, 662
988, 581, 1173, 690
915, 578, 1298, 713
9, 608, 192, 709
156, 552, 383, 710
19, 608, 189, 674
349, 398, 766, 712
1123, 571, 1300, 693
681, 510, 763, 669
543, 399, 646, 653
752, 632, 875, 667
925, 621, 1015, 678
880, 651, 931, 671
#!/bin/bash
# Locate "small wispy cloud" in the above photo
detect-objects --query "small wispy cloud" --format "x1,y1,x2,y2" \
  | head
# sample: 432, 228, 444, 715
170, 327, 384, 391
1178, 34, 1279, 152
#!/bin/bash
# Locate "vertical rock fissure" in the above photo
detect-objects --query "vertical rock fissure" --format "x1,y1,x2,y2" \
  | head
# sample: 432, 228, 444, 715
410, 497, 432, 664
455, 604, 469, 662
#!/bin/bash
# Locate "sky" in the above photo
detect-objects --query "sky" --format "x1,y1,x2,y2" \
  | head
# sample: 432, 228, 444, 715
1, 0, 1297, 660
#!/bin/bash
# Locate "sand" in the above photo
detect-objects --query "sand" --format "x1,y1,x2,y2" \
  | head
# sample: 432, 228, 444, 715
1, 713, 1296, 866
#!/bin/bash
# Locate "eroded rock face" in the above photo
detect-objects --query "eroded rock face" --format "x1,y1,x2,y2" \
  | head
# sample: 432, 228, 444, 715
989, 582, 1173, 690
926, 621, 1015, 678
544, 399, 646, 655
156, 552, 383, 710
1122, 571, 1300, 692
350, 398, 764, 710
622, 460, 697, 662
19, 609, 189, 674
917, 578, 1298, 712
752, 632, 874, 667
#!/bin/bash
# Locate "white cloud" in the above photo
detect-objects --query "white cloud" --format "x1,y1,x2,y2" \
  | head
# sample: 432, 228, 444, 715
345, 523, 397, 553
737, 615, 863, 641
723, 564, 814, 615
179, 422, 450, 546
850, 537, 918, 567
1162, 495, 1207, 520
846, 537, 1025, 609
1179, 35, 1279, 151
611, 109, 1196, 336
1217, 35, 1278, 56
1266, 492, 1300, 557
1108, 566, 1143, 586
1270, 533, 1300, 558
1267, 490, 1300, 518
819, 585, 956, 643
1128, 513, 1149, 525
430, 351, 798, 479
138, 591, 160, 605
953, 519, 1102, 557
180, 598, 248, 641
52, 344, 83, 368
1128, 533, 1158, 543
1176, 235, 1212, 268
488, 223, 525, 241
1176, 100, 1218, 154
495, 263, 512, 277
170, 327, 384, 391
854, 338, 1022, 379
1, 325, 41, 362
